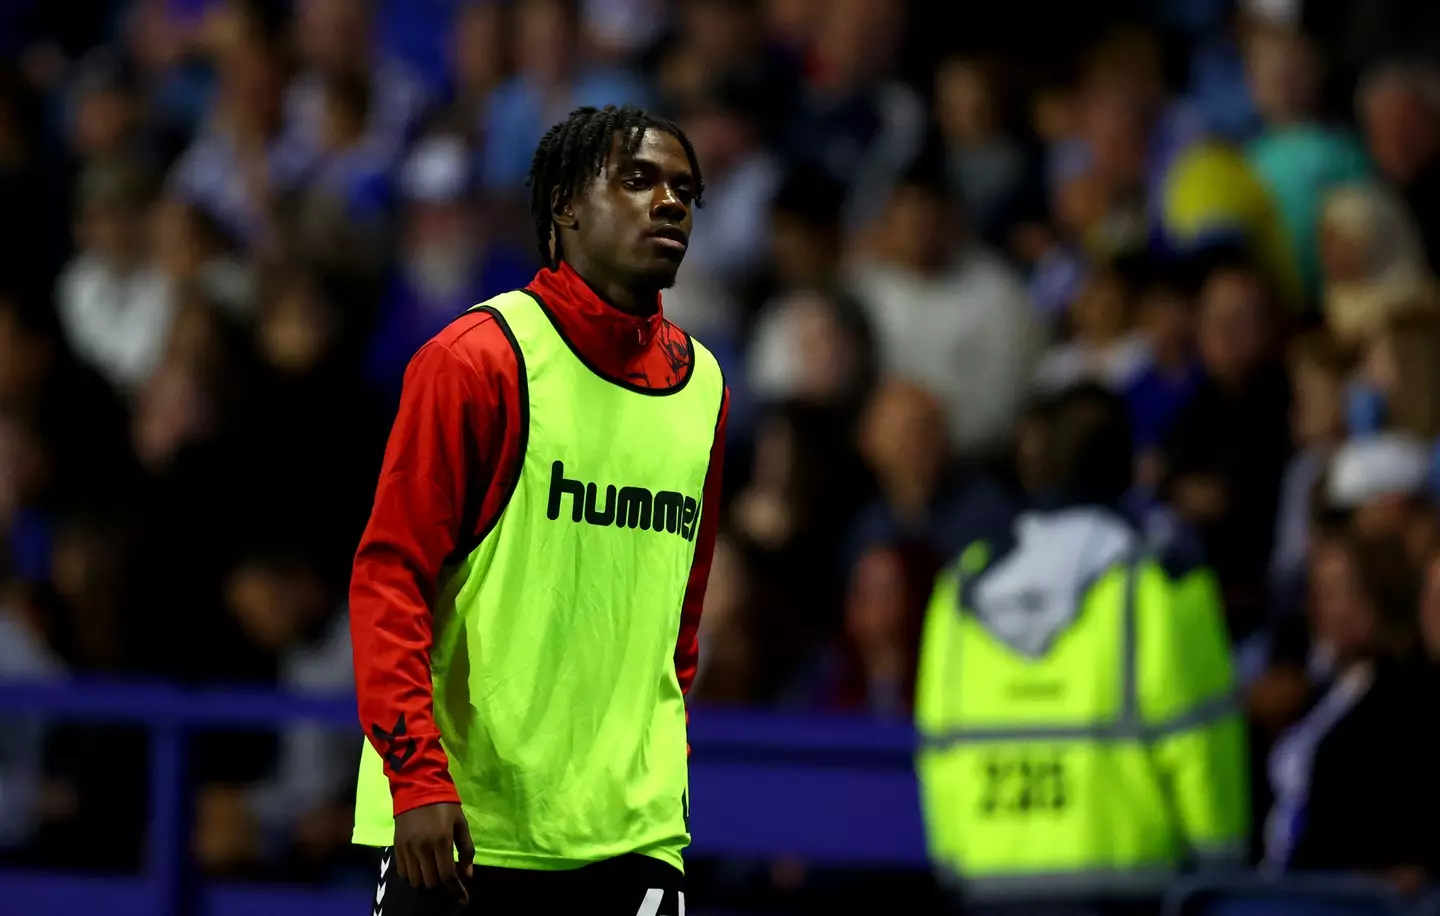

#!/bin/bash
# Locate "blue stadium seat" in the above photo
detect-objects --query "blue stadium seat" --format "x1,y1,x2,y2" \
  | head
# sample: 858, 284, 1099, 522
1164, 874, 1411, 916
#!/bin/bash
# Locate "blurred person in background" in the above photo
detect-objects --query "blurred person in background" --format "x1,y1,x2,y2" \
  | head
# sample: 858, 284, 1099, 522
1323, 434, 1439, 566
1033, 260, 1151, 394
229, 267, 384, 596
916, 384, 1247, 916
728, 398, 872, 703
0, 295, 136, 517
55, 158, 171, 396
672, 80, 779, 291
1125, 262, 1204, 471
1243, 23, 1371, 304
1358, 60, 1440, 273
170, 2, 298, 251
583, 0, 667, 65
448, 0, 511, 144
0, 64, 69, 314
64, 52, 157, 169
787, 0, 927, 232
1349, 309, 1440, 463
650, 0, 800, 145
661, 81, 780, 359
1271, 331, 1352, 607
1163, 255, 1291, 639
282, 0, 430, 173
1265, 532, 1439, 889
844, 380, 1018, 576
150, 194, 257, 320
0, 565, 66, 858
287, 70, 395, 279
934, 56, 1031, 249
480, 0, 651, 196
193, 553, 356, 880
747, 163, 847, 304
745, 286, 875, 413
1318, 183, 1435, 345
848, 169, 1042, 460
366, 134, 535, 401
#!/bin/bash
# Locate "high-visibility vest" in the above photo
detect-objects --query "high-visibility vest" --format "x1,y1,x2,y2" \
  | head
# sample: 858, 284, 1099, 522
353, 290, 725, 872
914, 510, 1248, 902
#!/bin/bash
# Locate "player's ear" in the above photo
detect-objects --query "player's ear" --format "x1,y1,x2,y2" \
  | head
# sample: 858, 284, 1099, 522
550, 188, 577, 230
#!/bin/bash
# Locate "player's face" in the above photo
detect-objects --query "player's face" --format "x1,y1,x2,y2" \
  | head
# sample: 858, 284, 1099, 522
572, 129, 697, 291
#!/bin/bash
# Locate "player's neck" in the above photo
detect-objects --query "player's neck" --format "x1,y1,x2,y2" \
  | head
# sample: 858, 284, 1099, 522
561, 260, 659, 316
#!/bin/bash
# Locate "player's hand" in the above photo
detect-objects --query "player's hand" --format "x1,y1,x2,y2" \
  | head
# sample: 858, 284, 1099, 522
394, 803, 475, 903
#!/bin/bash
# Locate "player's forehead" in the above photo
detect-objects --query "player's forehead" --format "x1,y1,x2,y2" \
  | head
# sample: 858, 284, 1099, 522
604, 128, 691, 177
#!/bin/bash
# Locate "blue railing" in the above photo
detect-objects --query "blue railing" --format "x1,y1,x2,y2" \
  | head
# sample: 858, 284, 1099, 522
0, 680, 926, 916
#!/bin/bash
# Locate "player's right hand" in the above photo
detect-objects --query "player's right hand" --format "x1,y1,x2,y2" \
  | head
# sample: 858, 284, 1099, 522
394, 802, 476, 903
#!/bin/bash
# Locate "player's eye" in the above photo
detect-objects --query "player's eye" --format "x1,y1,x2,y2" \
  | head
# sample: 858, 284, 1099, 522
622, 176, 651, 191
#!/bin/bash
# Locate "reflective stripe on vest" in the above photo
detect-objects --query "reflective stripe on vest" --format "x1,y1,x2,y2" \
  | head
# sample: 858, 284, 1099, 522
352, 290, 724, 873
918, 561, 1239, 750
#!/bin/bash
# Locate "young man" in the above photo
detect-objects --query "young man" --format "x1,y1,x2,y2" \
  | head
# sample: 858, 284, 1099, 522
351, 105, 728, 916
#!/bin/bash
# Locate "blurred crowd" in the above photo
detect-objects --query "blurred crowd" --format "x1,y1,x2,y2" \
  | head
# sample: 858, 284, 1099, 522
5, 0, 1440, 900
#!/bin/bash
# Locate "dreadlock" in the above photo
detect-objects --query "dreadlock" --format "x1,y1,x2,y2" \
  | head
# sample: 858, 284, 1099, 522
526, 104, 705, 269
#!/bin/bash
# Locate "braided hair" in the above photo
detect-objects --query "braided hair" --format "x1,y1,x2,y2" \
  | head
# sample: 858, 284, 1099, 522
526, 104, 705, 269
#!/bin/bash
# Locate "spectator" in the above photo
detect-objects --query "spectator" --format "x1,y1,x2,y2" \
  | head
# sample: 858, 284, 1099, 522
934, 56, 1030, 247
663, 83, 780, 354
756, 164, 847, 298
652, 0, 800, 141
745, 287, 875, 411
1164, 257, 1292, 638
287, 71, 394, 277
200, 556, 355, 876
366, 134, 535, 399
0, 296, 136, 516
1350, 310, 1440, 451
786, 0, 928, 231
1324, 434, 1439, 565
448, 0, 511, 143
1358, 60, 1440, 274
169, 12, 299, 250
150, 195, 257, 319
1266, 532, 1437, 883
1034, 263, 1152, 394
1125, 263, 1204, 459
673, 81, 781, 288
727, 400, 872, 702
845, 380, 1018, 581
55, 158, 171, 395
1319, 183, 1435, 345
481, 0, 651, 194
282, 0, 430, 173
1271, 331, 1352, 601
230, 268, 385, 594
1244, 24, 1371, 303
848, 171, 1042, 458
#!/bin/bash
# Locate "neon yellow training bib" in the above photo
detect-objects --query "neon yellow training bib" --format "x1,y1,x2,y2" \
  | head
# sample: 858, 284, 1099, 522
354, 290, 724, 873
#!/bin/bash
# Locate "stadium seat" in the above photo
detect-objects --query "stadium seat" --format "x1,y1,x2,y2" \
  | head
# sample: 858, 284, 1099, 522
1163, 874, 1411, 916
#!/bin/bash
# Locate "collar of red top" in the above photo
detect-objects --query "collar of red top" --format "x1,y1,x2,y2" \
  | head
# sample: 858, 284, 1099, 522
525, 263, 665, 365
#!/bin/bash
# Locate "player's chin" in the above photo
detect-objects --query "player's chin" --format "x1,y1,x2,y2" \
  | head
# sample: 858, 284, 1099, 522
640, 260, 683, 290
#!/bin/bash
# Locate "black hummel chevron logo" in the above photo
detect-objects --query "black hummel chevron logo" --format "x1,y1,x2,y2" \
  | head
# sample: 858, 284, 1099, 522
371, 715, 418, 774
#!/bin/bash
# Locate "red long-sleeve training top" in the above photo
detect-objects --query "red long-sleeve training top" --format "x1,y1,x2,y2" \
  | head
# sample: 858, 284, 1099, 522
350, 263, 729, 816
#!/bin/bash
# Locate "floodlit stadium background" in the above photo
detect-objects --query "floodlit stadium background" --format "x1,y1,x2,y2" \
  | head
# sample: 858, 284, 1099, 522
4, 0, 1440, 912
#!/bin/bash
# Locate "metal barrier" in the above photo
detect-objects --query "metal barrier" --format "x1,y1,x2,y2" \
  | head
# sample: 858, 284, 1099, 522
0, 680, 927, 916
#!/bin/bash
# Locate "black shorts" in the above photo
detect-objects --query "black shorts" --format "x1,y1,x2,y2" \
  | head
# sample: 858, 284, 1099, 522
372, 846, 686, 916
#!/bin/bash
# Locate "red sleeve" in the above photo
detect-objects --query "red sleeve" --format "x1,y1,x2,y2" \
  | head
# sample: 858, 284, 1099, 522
675, 387, 729, 716
349, 320, 520, 817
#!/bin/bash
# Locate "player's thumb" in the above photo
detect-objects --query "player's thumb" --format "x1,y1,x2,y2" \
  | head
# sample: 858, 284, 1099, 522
453, 812, 475, 876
